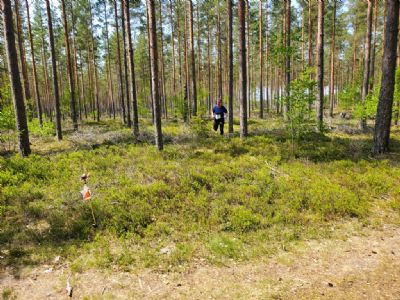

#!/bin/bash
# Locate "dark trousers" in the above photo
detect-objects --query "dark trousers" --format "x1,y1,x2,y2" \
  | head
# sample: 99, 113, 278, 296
213, 118, 225, 135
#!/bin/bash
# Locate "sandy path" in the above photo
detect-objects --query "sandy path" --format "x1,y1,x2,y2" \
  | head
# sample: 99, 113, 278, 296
1, 224, 400, 299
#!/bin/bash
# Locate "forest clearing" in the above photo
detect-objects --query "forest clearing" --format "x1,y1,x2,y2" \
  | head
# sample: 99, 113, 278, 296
1, 0, 400, 298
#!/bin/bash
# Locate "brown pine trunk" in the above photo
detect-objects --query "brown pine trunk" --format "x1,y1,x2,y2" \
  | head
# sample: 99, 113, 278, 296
25, 0, 42, 125
265, 1, 269, 112
2, 0, 31, 156
189, 0, 197, 116
114, 0, 126, 124
169, 0, 177, 99
88, 1, 100, 122
316, 0, 324, 130
308, 0, 313, 67
239, 0, 248, 138
183, 0, 189, 121
207, 16, 212, 115
361, 0, 373, 130
301, 0, 305, 70
14, 0, 31, 101
147, 0, 163, 150
196, 3, 201, 96
61, 0, 78, 130
159, 1, 167, 119
123, 0, 139, 138
370, 0, 378, 91
284, 0, 291, 119
246, 0, 250, 118
329, 0, 336, 118
71, 3, 82, 121
104, 1, 115, 119
228, 0, 233, 133
373, 0, 399, 154
217, 2, 223, 101
45, 0, 62, 140
259, 0, 263, 119
121, 0, 131, 127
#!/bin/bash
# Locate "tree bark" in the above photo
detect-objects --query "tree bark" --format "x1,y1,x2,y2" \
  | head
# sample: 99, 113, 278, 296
2, 0, 31, 156
217, 1, 223, 101
370, 0, 378, 91
360, 0, 373, 130
189, 0, 197, 116
259, 0, 263, 119
373, 0, 399, 154
123, 0, 139, 138
285, 0, 291, 119
121, 0, 131, 127
25, 0, 42, 126
45, 0, 62, 140
88, 1, 100, 122
14, 0, 31, 102
238, 0, 248, 138
159, 0, 167, 119
329, 0, 336, 118
114, 0, 126, 124
308, 0, 313, 67
61, 0, 78, 131
228, 0, 233, 133
316, 0, 324, 130
147, 0, 163, 150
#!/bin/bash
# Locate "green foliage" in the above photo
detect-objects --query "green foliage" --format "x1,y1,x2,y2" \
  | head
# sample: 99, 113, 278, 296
338, 84, 360, 110
285, 68, 317, 142
355, 85, 380, 120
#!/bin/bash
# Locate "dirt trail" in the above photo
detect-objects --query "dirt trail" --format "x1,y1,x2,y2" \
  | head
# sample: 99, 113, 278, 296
1, 224, 400, 299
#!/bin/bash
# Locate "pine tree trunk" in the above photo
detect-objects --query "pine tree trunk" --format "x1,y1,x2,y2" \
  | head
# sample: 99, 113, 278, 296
2, 0, 31, 156
329, 0, 336, 118
373, 0, 399, 154
259, 0, 263, 119
123, 0, 139, 138
71, 3, 82, 121
308, 0, 313, 67
114, 0, 126, 124
196, 3, 201, 96
360, 0, 373, 130
301, 0, 305, 70
217, 1, 223, 101
246, 0, 250, 118
121, 0, 131, 127
370, 0, 378, 91
207, 16, 212, 115
238, 0, 248, 138
316, 0, 324, 130
169, 0, 177, 99
285, 0, 291, 119
147, 0, 163, 150
228, 0, 234, 133
88, 1, 100, 122
45, 0, 62, 140
104, 1, 115, 119
189, 0, 197, 116
183, 0, 189, 121
159, 1, 167, 119
265, 1, 269, 112
25, 0, 42, 125
14, 0, 31, 102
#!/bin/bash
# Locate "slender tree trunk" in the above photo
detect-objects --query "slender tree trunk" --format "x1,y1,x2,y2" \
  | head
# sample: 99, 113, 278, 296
265, 1, 269, 112
316, 0, 324, 130
71, 3, 82, 121
25, 0, 42, 125
301, 0, 305, 70
183, 0, 189, 121
189, 0, 197, 116
146, 3, 154, 123
45, 0, 62, 140
329, 0, 336, 118
61, 0, 78, 130
104, 1, 115, 119
114, 0, 126, 124
2, 0, 31, 156
217, 1, 223, 101
121, 0, 131, 127
239, 0, 248, 138
88, 1, 100, 122
370, 0, 378, 91
228, 0, 233, 133
246, 0, 250, 118
123, 0, 139, 138
207, 16, 212, 115
373, 0, 399, 154
308, 0, 313, 67
14, 0, 31, 102
361, 0, 373, 130
169, 0, 177, 98
285, 0, 291, 119
196, 2, 201, 96
259, 0, 263, 119
147, 0, 163, 150
159, 0, 167, 119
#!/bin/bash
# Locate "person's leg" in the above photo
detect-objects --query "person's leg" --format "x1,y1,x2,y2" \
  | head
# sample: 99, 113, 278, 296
213, 119, 218, 131
220, 121, 224, 135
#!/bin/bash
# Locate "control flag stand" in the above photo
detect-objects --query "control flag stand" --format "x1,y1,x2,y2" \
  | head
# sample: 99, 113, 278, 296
80, 173, 97, 228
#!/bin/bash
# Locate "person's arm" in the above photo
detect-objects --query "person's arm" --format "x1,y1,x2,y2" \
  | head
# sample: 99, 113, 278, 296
223, 106, 228, 114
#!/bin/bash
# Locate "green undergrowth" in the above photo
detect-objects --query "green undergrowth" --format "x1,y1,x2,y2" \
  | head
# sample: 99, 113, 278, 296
1, 117, 400, 273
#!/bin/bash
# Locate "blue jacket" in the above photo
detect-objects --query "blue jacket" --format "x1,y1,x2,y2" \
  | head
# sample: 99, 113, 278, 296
213, 105, 228, 118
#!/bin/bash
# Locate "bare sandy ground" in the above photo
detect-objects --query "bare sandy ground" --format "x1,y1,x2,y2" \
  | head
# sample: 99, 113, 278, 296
1, 224, 400, 299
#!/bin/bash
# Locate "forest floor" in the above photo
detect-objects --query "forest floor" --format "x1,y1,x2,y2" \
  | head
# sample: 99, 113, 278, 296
1, 116, 400, 299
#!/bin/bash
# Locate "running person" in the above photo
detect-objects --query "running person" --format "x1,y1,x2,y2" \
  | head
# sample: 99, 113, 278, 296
212, 98, 228, 135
